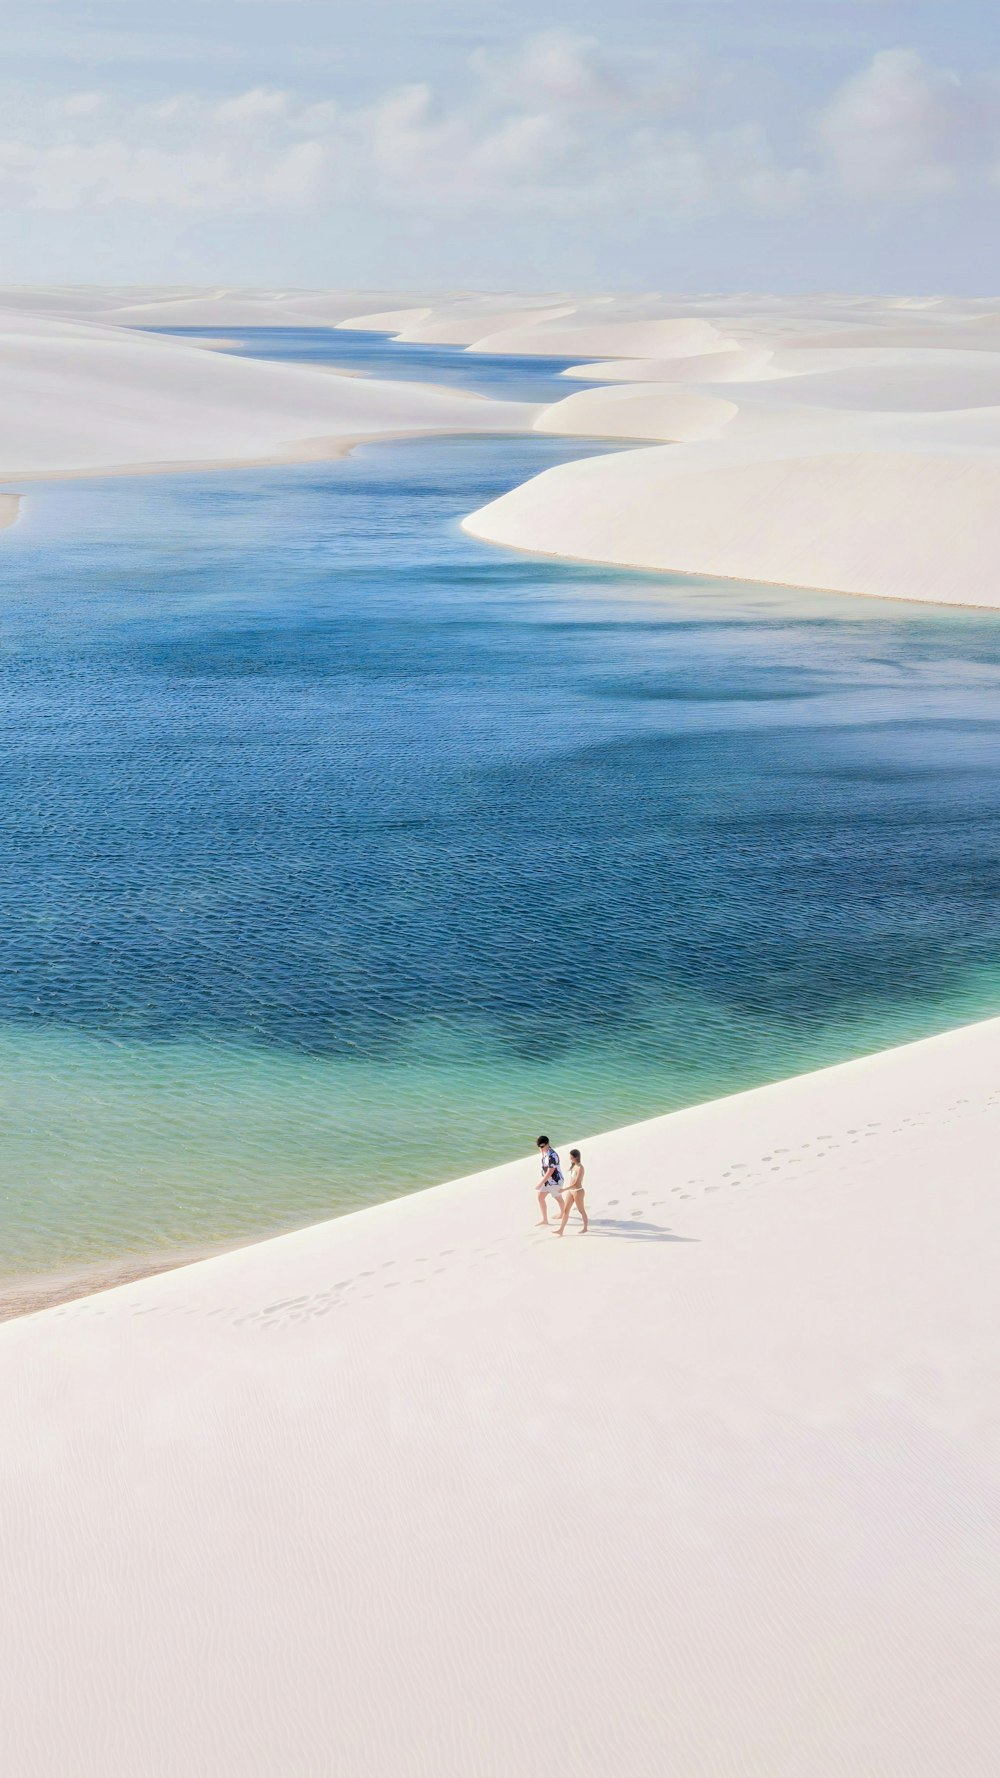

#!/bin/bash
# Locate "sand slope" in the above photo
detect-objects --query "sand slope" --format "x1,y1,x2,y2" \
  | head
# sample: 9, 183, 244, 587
20, 287, 441, 329
3, 1017, 999, 1776
447, 294, 1000, 608
534, 382, 739, 442
560, 345, 784, 382
471, 312, 738, 360
0, 306, 535, 478
465, 443, 1000, 605
341, 299, 579, 344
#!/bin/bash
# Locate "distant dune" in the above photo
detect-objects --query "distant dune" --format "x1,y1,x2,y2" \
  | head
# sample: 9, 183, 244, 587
0, 300, 535, 480
534, 382, 739, 442
5, 286, 1000, 607
410, 291, 1000, 609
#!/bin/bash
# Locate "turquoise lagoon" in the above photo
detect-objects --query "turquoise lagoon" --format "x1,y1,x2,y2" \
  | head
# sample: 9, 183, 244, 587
4, 330, 1000, 1276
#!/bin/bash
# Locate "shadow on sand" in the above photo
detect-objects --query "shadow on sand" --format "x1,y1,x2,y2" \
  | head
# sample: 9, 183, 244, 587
581, 1217, 699, 1244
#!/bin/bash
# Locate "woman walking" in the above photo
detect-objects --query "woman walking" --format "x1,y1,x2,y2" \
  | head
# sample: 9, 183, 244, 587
555, 1148, 588, 1235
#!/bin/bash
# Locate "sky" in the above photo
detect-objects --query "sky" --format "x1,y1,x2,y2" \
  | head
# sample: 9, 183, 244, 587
2, 0, 998, 292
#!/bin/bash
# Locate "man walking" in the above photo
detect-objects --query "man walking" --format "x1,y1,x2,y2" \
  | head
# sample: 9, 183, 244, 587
534, 1135, 565, 1226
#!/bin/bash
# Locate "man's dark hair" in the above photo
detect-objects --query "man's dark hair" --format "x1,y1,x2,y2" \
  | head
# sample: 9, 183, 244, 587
536, 1135, 549, 1147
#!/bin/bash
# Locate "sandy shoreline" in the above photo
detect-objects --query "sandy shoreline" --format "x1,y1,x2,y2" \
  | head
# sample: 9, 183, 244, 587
451, 518, 1000, 613
4, 1014, 999, 1774
0, 423, 511, 491
0, 301, 536, 486
0, 1242, 231, 1322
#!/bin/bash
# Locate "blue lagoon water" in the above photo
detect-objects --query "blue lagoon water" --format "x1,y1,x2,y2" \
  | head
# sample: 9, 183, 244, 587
157, 324, 594, 404
4, 332, 1000, 1275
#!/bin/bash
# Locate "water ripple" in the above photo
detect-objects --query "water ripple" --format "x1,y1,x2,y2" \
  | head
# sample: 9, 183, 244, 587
3, 333, 1000, 1273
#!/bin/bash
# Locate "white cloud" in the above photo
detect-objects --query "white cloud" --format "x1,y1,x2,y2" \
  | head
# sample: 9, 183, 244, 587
55, 92, 104, 117
1, 36, 999, 229
353, 81, 570, 204
0, 138, 240, 212
140, 96, 188, 121
473, 31, 625, 112
215, 86, 291, 125
260, 137, 327, 205
817, 49, 998, 197
471, 29, 698, 119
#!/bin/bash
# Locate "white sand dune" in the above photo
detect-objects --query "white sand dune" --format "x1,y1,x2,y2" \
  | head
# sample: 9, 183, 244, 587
103, 289, 439, 329
740, 355, 1000, 412
427, 292, 1000, 608
535, 382, 739, 442
339, 299, 580, 345
340, 293, 745, 359
277, 276, 1000, 607
471, 313, 738, 360
0, 285, 196, 320
0, 286, 439, 328
557, 342, 1000, 388
3, 1016, 999, 1776
335, 304, 435, 333
466, 444, 1000, 606
0, 306, 535, 479
395, 304, 579, 344
535, 358, 1000, 451
560, 345, 784, 382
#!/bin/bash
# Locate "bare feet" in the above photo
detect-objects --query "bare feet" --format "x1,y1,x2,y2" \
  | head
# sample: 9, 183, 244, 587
535, 1218, 549, 1227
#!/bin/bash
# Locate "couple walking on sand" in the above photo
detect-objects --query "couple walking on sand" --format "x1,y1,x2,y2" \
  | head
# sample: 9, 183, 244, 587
535, 1136, 588, 1235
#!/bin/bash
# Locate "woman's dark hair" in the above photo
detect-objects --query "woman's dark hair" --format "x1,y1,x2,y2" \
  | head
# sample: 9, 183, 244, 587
569, 1148, 581, 1160
536, 1135, 549, 1147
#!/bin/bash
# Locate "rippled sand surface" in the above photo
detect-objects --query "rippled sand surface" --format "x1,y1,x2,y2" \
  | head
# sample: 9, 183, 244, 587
4, 332, 1000, 1282
4, 1013, 1000, 1775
